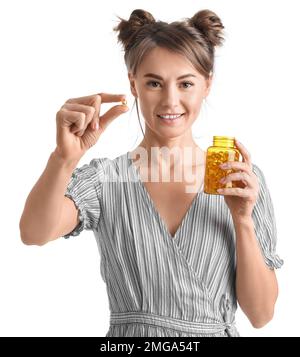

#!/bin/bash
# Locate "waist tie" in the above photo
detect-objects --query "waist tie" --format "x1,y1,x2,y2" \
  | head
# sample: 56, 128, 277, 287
110, 311, 237, 335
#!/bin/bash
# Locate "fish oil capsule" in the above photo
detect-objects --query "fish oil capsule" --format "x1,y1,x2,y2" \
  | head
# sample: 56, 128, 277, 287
204, 136, 241, 195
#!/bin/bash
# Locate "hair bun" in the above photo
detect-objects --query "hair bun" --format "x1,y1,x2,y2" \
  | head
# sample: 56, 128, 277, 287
129, 9, 156, 27
189, 9, 225, 47
114, 9, 156, 51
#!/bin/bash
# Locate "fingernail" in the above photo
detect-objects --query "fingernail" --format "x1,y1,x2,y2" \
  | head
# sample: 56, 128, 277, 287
219, 163, 228, 169
94, 122, 99, 130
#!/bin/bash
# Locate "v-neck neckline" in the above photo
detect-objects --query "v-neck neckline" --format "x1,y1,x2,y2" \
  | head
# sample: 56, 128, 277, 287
126, 151, 205, 242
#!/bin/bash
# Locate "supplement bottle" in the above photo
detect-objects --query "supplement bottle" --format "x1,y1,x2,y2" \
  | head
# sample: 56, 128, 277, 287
204, 136, 240, 195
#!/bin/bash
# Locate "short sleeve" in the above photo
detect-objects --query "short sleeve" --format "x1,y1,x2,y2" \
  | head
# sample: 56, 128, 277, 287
62, 157, 108, 239
251, 163, 284, 269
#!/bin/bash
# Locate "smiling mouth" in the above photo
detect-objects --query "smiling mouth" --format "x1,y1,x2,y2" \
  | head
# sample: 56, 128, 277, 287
157, 113, 185, 120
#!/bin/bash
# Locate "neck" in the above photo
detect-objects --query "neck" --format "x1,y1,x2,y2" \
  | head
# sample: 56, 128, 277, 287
131, 140, 205, 171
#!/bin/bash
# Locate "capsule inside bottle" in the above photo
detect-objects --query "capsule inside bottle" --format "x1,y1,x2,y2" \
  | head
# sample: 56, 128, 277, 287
204, 136, 241, 195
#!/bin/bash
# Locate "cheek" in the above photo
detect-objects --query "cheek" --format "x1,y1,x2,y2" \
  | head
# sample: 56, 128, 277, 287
138, 90, 153, 106
187, 97, 203, 116
138, 101, 156, 125
139, 93, 158, 115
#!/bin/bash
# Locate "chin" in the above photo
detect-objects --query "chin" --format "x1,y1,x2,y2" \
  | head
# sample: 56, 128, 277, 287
156, 127, 188, 140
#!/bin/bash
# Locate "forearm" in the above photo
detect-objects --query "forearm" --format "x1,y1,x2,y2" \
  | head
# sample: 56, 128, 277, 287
19, 149, 79, 245
233, 216, 278, 328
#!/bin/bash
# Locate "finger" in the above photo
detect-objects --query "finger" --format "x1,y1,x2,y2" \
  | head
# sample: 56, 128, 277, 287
234, 138, 252, 166
219, 171, 253, 189
66, 94, 99, 105
95, 93, 128, 131
76, 129, 85, 137
99, 104, 129, 132
66, 93, 127, 130
63, 103, 95, 130
70, 112, 86, 135
59, 109, 86, 133
66, 93, 126, 105
219, 161, 252, 175
66, 95, 100, 130
217, 187, 251, 197
96, 92, 127, 104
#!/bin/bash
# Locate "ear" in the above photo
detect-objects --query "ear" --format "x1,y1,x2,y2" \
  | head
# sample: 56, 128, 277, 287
204, 75, 213, 97
128, 72, 138, 98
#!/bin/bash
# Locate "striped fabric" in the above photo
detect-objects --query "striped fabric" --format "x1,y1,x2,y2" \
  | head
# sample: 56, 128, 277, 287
63, 151, 283, 337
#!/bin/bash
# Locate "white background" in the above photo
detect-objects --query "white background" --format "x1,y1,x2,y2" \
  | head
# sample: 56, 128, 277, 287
0, 0, 299, 337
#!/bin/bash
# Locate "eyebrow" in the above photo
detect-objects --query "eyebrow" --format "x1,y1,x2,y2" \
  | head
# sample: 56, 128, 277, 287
143, 73, 197, 80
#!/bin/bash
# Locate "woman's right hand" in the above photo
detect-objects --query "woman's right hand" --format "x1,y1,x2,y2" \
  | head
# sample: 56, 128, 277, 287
54, 93, 128, 163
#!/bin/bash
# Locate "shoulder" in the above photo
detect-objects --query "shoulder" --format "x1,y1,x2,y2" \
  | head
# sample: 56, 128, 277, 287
86, 152, 130, 182
70, 157, 110, 180
77, 152, 127, 174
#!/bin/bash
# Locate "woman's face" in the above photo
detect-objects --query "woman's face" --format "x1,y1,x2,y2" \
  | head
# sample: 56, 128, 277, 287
128, 46, 212, 141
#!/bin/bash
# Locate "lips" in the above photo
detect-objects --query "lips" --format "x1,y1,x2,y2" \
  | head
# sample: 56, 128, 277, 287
157, 113, 183, 116
157, 113, 184, 118
157, 113, 185, 125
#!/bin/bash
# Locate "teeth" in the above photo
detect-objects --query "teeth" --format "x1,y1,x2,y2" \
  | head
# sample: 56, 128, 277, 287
158, 114, 182, 119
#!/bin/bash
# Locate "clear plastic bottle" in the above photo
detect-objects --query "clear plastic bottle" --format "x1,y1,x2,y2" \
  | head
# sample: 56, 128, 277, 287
204, 136, 241, 195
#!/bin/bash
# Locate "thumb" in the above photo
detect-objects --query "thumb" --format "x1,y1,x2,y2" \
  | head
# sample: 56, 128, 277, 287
98, 104, 129, 132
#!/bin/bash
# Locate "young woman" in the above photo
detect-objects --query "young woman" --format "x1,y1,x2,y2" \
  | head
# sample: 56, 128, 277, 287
19, 9, 283, 337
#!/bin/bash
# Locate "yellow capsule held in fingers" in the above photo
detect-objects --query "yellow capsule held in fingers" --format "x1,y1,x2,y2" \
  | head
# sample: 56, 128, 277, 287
121, 98, 127, 106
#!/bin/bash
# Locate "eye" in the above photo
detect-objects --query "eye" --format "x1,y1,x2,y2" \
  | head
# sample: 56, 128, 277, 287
146, 81, 161, 88
181, 82, 194, 88
146, 81, 194, 88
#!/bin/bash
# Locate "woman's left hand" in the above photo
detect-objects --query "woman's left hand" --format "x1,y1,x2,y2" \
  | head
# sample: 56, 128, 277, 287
217, 138, 259, 221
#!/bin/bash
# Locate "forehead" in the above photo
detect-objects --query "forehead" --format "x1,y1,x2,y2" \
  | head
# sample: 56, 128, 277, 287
137, 47, 198, 77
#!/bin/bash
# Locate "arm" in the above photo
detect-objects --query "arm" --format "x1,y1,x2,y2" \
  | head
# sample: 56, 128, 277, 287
19, 149, 80, 246
233, 216, 279, 328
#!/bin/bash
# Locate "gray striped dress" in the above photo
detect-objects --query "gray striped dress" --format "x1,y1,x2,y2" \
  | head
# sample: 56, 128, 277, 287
63, 151, 283, 337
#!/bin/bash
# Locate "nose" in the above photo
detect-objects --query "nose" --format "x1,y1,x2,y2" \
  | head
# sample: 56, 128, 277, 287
160, 84, 181, 110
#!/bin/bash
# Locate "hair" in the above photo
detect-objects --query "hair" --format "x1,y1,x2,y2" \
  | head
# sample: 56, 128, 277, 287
113, 9, 225, 142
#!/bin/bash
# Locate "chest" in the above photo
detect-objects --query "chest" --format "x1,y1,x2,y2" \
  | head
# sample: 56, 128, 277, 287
141, 166, 204, 238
